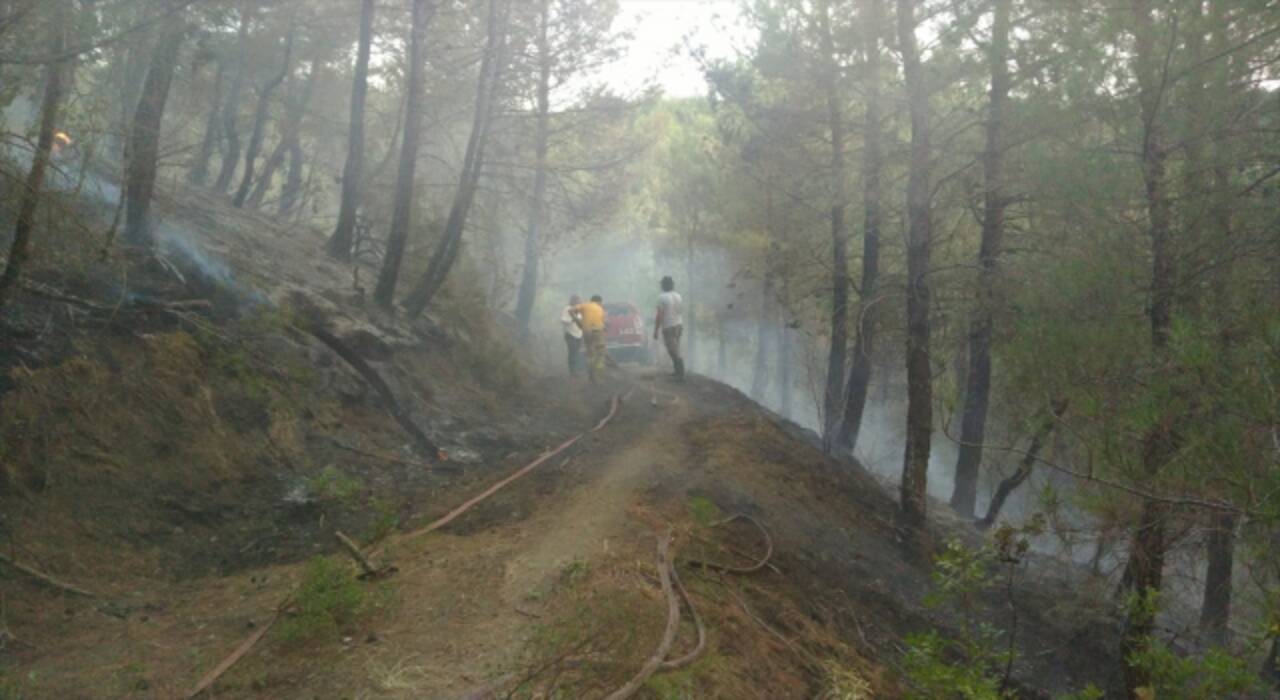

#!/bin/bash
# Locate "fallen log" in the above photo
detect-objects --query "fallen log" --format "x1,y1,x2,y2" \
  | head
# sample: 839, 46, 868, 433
306, 325, 440, 459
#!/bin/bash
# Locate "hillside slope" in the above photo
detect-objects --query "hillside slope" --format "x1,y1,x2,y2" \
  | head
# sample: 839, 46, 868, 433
0, 194, 1119, 698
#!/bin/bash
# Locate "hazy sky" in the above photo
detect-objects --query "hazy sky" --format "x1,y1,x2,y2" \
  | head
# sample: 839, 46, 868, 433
610, 0, 753, 97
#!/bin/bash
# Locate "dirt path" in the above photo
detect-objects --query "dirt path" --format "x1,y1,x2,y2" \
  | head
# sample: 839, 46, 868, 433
262, 369, 697, 698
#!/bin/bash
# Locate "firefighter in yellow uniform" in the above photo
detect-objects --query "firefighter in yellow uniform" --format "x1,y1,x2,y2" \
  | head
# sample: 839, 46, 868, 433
573, 295, 608, 383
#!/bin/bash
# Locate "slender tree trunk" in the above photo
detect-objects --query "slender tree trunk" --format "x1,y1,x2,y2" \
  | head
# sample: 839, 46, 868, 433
233, 26, 295, 208
123, 10, 185, 248
1197, 6, 1237, 650
779, 277, 793, 419
951, 0, 1011, 518
404, 0, 509, 318
1120, 2, 1178, 694
0, 7, 67, 306
716, 313, 727, 378
374, 0, 435, 307
114, 21, 152, 161
248, 58, 317, 209
751, 188, 779, 401
750, 279, 773, 401
188, 59, 225, 185
896, 0, 934, 546
213, 4, 253, 193
514, 0, 551, 337
816, 0, 849, 451
837, 0, 884, 453
976, 400, 1067, 530
328, 0, 376, 259
1198, 511, 1235, 646
685, 230, 697, 367
278, 136, 304, 217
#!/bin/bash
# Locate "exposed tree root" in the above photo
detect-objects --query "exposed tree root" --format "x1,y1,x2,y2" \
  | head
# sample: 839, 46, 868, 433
0, 553, 96, 598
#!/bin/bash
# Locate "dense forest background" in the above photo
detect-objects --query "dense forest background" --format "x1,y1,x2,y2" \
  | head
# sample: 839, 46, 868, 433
2, 0, 1279, 696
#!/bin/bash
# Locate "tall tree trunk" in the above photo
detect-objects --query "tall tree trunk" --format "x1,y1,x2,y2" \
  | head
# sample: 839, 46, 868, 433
213, 5, 253, 193
0, 6, 67, 306
188, 58, 225, 185
374, 0, 435, 307
896, 0, 934, 546
513, 0, 551, 337
951, 0, 1011, 518
403, 0, 509, 318
816, 0, 849, 451
750, 276, 774, 401
837, 0, 884, 453
1198, 511, 1235, 646
976, 400, 1067, 530
233, 25, 295, 208
751, 187, 779, 402
1197, 4, 1237, 649
114, 20, 152, 161
779, 277, 793, 419
278, 136, 305, 218
685, 230, 697, 368
327, 0, 376, 259
123, 10, 185, 248
248, 57, 317, 209
1120, 1, 1177, 695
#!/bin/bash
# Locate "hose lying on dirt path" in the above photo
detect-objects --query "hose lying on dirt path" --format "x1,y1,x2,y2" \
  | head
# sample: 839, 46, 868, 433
185, 392, 629, 698
392, 391, 627, 548
683, 514, 775, 575
658, 559, 706, 671
601, 515, 775, 698
603, 531, 681, 700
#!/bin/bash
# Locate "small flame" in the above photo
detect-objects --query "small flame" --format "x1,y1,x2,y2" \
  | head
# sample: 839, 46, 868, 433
53, 131, 72, 146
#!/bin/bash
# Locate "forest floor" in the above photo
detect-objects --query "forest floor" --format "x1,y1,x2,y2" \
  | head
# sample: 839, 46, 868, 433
0, 365, 1125, 699
0, 185, 1124, 698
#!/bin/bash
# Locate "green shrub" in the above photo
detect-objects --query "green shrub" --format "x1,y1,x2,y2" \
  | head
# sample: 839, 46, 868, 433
902, 630, 1010, 700
306, 465, 364, 503
277, 557, 364, 643
1127, 638, 1258, 699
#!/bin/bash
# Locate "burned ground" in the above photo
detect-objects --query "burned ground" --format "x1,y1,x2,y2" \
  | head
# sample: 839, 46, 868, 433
0, 192, 1127, 698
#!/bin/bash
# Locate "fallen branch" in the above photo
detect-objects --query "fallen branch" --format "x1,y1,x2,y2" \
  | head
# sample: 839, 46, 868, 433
334, 531, 380, 578
0, 553, 96, 598
603, 531, 680, 700
19, 279, 211, 316
326, 436, 460, 473
685, 514, 774, 575
307, 326, 440, 459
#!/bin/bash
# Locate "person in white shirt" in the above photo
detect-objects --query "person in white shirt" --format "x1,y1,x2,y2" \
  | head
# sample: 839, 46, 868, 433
560, 294, 583, 376
653, 276, 685, 381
